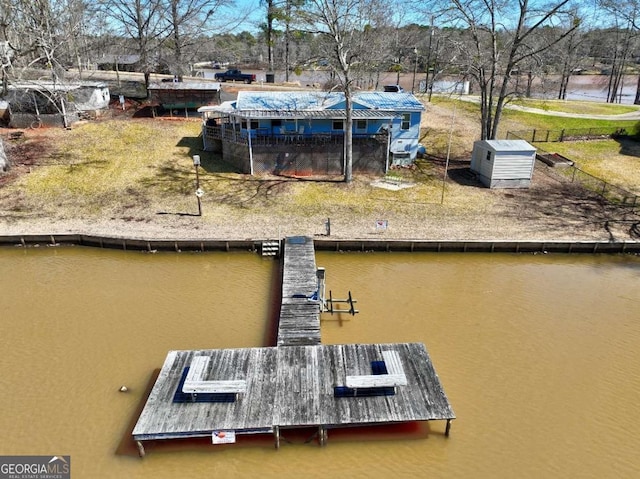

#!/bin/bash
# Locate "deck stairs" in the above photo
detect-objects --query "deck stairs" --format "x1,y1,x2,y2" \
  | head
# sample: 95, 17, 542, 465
261, 240, 281, 257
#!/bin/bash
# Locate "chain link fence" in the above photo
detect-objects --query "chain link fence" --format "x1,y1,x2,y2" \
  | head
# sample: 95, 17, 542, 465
507, 129, 639, 210
506, 127, 630, 143
548, 164, 639, 208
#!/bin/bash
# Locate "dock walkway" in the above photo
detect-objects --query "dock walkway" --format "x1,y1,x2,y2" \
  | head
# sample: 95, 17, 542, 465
277, 236, 321, 347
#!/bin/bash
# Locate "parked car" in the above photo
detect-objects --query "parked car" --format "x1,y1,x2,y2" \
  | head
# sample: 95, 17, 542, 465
383, 84, 405, 93
214, 69, 256, 84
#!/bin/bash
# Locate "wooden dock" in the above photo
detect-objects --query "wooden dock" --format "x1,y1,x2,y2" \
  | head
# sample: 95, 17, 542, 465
277, 236, 321, 347
132, 236, 455, 453
132, 343, 454, 441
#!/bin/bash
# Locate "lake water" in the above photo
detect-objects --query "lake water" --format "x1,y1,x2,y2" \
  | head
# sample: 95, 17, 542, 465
1, 247, 639, 478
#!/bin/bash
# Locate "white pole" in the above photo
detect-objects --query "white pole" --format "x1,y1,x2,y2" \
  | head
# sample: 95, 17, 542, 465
248, 117, 254, 175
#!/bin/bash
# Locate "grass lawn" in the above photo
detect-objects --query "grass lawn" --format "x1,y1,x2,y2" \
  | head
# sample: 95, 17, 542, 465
500, 109, 640, 135
421, 95, 640, 195
1, 118, 496, 222
2, 94, 639, 225
510, 98, 640, 115
534, 138, 640, 194
422, 95, 640, 156
427, 95, 640, 138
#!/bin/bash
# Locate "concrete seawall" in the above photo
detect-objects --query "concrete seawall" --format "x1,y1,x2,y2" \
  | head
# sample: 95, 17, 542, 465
1, 234, 640, 254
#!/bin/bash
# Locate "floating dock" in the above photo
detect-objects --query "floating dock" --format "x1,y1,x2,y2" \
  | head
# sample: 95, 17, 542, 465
131, 236, 455, 454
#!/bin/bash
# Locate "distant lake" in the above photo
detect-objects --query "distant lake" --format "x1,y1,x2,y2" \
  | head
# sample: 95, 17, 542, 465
196, 69, 640, 104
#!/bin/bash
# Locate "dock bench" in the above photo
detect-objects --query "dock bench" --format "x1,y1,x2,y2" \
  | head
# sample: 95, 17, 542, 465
345, 374, 407, 388
338, 349, 408, 397
381, 350, 405, 377
182, 356, 247, 399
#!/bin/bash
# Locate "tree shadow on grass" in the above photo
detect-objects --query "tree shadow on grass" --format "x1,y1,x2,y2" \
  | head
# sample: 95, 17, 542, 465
496, 168, 640, 241
613, 135, 640, 158
176, 136, 240, 174
142, 157, 298, 215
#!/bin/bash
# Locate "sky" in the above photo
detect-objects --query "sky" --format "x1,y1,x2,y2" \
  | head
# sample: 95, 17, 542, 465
231, 0, 265, 33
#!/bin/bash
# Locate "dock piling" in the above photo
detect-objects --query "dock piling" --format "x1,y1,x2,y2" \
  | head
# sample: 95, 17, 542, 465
318, 426, 327, 446
136, 440, 146, 458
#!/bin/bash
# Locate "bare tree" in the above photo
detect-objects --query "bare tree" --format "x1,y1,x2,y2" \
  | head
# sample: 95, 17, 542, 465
0, 0, 16, 95
555, 15, 586, 100
160, 0, 241, 80
99, 0, 166, 89
300, 0, 390, 182
443, 0, 578, 139
0, 0, 89, 126
599, 0, 640, 104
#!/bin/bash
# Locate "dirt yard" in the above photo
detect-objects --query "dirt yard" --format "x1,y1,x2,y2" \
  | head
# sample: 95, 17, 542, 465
1, 101, 639, 243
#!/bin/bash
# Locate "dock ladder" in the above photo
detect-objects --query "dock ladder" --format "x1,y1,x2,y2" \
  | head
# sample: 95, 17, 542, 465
325, 290, 359, 316
261, 240, 281, 257
316, 267, 359, 316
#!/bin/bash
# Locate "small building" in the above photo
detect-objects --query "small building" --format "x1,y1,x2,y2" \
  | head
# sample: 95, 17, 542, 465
147, 81, 221, 114
198, 90, 424, 176
94, 54, 142, 72
470, 139, 536, 188
0, 100, 8, 125
4, 81, 110, 128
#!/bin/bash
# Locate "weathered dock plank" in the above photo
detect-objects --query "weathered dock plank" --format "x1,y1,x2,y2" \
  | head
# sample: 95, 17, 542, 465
277, 236, 321, 347
132, 348, 279, 440
133, 343, 454, 442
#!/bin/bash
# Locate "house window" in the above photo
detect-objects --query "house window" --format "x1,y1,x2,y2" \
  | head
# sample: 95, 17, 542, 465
355, 119, 367, 131
250, 120, 259, 130
333, 120, 344, 130
401, 113, 410, 130
485, 150, 492, 161
285, 119, 296, 132
271, 119, 282, 127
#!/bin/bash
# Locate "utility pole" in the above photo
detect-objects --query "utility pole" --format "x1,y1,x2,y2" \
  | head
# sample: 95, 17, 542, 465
412, 47, 418, 94
424, 24, 435, 98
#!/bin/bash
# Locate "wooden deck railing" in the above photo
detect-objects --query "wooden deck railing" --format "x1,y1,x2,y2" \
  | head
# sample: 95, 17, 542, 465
203, 125, 386, 147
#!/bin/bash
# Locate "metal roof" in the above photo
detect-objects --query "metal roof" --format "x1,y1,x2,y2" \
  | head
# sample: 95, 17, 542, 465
354, 91, 424, 111
199, 90, 422, 119
237, 91, 344, 111
148, 82, 221, 91
226, 109, 397, 120
478, 139, 536, 152
95, 54, 140, 65
9, 81, 108, 91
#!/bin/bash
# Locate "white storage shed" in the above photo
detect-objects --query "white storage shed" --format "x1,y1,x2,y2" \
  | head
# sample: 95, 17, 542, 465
470, 139, 536, 188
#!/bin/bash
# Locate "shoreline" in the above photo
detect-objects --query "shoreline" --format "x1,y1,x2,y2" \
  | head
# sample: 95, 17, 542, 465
3, 232, 639, 254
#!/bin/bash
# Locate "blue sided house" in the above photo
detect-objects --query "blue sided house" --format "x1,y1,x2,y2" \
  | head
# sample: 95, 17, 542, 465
198, 90, 424, 176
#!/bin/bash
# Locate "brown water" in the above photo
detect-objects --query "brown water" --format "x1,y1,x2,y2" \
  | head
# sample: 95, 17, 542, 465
1, 247, 639, 478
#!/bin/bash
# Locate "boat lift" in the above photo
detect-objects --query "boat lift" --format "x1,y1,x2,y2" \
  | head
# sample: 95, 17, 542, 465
316, 267, 359, 316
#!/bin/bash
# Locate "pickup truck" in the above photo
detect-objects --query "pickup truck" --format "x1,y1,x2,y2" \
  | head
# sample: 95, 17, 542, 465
214, 69, 256, 84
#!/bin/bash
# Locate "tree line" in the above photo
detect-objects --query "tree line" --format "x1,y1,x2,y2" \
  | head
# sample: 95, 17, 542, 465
2, 0, 640, 179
